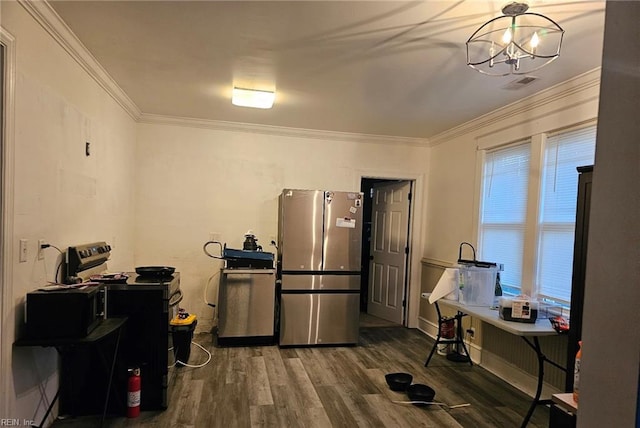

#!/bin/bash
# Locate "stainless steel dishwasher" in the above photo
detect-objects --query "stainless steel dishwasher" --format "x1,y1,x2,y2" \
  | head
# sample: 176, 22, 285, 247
217, 268, 276, 346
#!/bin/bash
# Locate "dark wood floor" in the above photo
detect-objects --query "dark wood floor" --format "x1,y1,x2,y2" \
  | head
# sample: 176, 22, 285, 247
53, 322, 549, 427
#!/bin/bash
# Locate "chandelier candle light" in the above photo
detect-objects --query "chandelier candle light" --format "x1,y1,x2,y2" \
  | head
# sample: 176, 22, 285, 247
466, 2, 564, 76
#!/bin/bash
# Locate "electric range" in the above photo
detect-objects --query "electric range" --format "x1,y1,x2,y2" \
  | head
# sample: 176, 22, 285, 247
66, 242, 182, 412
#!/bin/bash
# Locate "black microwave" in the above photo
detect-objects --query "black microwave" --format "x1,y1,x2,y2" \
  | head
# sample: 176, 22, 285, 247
25, 285, 106, 339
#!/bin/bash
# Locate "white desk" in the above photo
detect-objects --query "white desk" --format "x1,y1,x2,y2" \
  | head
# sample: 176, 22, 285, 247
424, 295, 566, 428
435, 298, 558, 336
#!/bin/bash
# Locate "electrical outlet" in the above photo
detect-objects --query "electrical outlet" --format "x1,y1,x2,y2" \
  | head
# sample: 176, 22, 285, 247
38, 239, 46, 260
467, 327, 476, 338
19, 239, 28, 263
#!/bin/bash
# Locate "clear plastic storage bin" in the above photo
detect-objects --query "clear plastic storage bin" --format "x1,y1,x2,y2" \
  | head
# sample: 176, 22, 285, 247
458, 265, 498, 306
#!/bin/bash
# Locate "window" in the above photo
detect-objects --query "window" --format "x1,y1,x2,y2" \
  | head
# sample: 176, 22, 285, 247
537, 127, 597, 303
479, 142, 530, 295
478, 125, 596, 305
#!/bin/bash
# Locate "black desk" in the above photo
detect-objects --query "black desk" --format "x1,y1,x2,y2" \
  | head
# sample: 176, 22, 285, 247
14, 317, 127, 428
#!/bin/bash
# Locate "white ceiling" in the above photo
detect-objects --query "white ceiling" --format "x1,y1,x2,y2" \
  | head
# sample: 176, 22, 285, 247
48, 0, 606, 140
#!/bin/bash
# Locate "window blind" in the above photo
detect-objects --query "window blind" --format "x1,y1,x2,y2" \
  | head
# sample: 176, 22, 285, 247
479, 142, 531, 293
537, 126, 596, 302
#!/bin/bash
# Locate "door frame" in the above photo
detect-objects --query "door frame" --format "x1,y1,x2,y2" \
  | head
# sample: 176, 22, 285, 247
1, 26, 16, 415
357, 170, 424, 328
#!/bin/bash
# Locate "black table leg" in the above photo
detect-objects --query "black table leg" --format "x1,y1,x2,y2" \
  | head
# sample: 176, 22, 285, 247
453, 312, 473, 366
36, 388, 59, 428
520, 336, 544, 428
425, 301, 445, 367
519, 336, 566, 427
101, 326, 122, 427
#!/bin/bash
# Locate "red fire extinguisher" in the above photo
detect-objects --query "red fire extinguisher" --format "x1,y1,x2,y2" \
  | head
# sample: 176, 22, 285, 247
127, 367, 141, 418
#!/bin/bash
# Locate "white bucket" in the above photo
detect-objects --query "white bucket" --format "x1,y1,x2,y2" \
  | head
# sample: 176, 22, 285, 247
437, 343, 450, 355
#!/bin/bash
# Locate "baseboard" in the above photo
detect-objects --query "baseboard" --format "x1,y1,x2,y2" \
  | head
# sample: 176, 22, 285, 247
480, 350, 562, 399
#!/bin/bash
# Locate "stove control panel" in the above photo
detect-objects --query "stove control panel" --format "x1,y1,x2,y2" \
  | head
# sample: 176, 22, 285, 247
67, 241, 112, 278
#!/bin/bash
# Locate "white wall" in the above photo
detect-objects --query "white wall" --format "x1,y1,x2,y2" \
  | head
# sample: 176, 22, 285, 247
135, 122, 430, 331
1, 2, 137, 424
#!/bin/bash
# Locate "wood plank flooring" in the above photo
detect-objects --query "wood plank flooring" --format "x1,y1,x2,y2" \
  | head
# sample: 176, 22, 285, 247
52, 321, 549, 427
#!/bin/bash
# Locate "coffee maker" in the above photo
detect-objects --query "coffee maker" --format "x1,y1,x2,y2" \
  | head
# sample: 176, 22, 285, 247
242, 230, 262, 251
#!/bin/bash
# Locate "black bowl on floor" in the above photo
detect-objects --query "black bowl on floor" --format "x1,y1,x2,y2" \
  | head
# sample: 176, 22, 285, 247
385, 372, 413, 391
406, 383, 436, 405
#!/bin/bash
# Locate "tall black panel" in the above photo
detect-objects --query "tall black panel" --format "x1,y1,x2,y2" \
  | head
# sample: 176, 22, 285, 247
565, 165, 593, 392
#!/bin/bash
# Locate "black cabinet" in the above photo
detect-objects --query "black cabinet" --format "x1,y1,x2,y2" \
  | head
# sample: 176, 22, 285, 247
565, 165, 593, 392
107, 284, 173, 411
550, 402, 577, 428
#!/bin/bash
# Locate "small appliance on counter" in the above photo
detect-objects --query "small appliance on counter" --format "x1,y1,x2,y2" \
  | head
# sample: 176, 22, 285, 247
498, 296, 538, 323
25, 284, 106, 339
203, 232, 275, 269
23, 241, 113, 340
242, 230, 261, 251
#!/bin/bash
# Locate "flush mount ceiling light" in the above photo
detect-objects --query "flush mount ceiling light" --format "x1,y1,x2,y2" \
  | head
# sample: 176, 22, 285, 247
231, 87, 275, 109
466, 1, 564, 76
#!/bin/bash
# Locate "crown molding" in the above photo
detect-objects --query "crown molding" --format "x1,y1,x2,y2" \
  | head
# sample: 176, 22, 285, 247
18, 0, 141, 120
139, 113, 430, 147
428, 68, 602, 147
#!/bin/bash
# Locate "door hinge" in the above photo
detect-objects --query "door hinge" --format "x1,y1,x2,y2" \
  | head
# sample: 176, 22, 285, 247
402, 299, 406, 307
405, 247, 409, 254
408, 192, 412, 201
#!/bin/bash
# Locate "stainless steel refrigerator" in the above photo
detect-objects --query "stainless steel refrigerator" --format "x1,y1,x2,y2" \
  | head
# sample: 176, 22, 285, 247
278, 189, 363, 346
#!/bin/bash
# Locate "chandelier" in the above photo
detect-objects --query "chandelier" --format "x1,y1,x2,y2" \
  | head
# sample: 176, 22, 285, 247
466, 2, 564, 76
